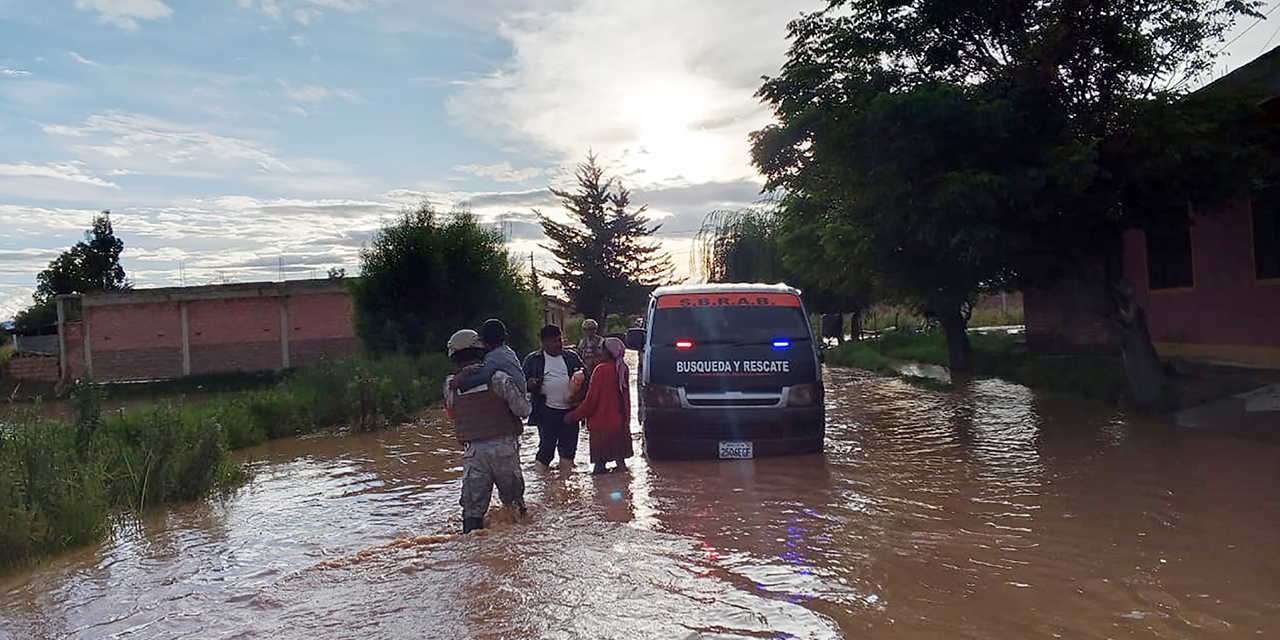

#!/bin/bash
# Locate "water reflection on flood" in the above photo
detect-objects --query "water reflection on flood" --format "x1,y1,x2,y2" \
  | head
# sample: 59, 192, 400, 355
3, 367, 1280, 639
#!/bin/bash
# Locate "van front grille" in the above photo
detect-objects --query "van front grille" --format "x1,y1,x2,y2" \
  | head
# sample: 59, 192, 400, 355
686, 397, 780, 408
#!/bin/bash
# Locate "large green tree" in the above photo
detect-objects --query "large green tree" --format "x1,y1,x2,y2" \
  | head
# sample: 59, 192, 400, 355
15, 212, 129, 332
752, 0, 1265, 401
538, 153, 676, 321
351, 203, 539, 356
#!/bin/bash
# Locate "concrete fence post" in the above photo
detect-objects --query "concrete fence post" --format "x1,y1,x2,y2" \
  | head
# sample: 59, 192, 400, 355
82, 306, 93, 377
56, 297, 67, 381
181, 301, 191, 376
279, 294, 290, 369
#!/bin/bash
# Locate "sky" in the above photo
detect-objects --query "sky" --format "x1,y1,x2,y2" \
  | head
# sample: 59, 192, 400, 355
1, 0, 1279, 320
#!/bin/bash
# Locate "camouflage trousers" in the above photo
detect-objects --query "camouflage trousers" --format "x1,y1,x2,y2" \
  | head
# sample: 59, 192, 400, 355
461, 434, 525, 519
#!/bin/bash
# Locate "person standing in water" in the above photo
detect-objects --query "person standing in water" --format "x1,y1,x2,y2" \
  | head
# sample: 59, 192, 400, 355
567, 337, 633, 475
576, 318, 606, 381
524, 324, 586, 470
444, 329, 531, 533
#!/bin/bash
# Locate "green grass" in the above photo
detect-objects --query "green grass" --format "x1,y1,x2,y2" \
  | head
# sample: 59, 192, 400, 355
827, 332, 1124, 401
969, 307, 1025, 328
0, 353, 450, 570
96, 370, 285, 401
0, 343, 13, 370
824, 340, 897, 374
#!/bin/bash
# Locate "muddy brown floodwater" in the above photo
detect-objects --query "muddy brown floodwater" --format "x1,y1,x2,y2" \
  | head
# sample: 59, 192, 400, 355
3, 367, 1279, 639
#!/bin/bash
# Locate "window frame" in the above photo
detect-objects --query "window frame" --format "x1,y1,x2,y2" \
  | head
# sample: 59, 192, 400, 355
1252, 185, 1280, 284
1145, 208, 1196, 293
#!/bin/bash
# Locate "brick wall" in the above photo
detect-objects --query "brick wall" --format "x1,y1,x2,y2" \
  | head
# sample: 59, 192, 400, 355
189, 297, 281, 375
57, 281, 356, 382
287, 292, 357, 366
87, 302, 184, 380
6, 352, 60, 382
1024, 279, 1116, 352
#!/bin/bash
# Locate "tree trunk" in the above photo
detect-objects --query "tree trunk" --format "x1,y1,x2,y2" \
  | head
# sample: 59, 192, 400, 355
937, 303, 974, 373
850, 310, 862, 342
1113, 284, 1166, 408
1075, 246, 1168, 409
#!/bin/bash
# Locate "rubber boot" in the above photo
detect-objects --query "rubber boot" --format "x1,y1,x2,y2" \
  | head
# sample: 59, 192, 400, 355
462, 517, 485, 534
592, 462, 608, 475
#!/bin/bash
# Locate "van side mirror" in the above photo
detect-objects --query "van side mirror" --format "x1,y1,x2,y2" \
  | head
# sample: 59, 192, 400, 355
625, 328, 647, 351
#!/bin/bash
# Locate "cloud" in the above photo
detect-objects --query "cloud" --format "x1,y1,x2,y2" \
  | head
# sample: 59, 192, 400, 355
0, 162, 118, 188
1, 69, 30, 77
448, 0, 826, 187
453, 161, 550, 183
74, 0, 173, 30
43, 112, 291, 175
68, 51, 100, 67
0, 287, 35, 321
237, 0, 390, 23
279, 81, 366, 104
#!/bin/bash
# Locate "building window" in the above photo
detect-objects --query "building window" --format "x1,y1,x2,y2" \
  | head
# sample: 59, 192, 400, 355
1256, 193, 1280, 281
1146, 214, 1194, 290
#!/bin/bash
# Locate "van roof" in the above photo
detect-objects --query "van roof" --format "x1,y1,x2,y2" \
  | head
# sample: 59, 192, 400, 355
653, 283, 802, 297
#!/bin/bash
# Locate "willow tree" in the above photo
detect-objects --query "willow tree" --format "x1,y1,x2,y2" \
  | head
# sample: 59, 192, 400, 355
753, 0, 1264, 399
695, 207, 788, 284
696, 200, 871, 334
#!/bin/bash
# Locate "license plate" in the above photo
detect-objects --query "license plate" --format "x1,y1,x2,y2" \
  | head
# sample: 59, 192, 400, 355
719, 441, 754, 459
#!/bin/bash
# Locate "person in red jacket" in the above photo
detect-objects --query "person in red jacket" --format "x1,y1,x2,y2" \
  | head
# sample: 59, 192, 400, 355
567, 336, 633, 474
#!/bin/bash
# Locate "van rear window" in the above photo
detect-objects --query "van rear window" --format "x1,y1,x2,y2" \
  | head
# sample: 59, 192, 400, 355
651, 304, 810, 346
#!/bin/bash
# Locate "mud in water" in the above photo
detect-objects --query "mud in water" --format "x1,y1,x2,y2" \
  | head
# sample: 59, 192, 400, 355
3, 367, 1279, 639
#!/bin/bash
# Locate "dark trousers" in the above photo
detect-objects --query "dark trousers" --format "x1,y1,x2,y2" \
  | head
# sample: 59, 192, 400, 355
536, 407, 580, 465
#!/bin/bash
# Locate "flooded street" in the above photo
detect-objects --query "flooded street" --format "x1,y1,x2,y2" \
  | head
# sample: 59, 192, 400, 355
3, 367, 1279, 639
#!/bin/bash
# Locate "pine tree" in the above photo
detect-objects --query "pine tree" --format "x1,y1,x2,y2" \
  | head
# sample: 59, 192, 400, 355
538, 153, 675, 321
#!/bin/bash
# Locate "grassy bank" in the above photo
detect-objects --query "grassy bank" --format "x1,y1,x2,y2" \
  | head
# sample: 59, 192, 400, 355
0, 353, 449, 570
827, 332, 1125, 401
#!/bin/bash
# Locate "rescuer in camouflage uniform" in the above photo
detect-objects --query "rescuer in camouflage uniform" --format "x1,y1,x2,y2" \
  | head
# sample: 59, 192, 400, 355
444, 329, 531, 534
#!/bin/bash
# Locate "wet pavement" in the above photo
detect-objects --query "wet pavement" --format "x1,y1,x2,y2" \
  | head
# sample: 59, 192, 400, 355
3, 367, 1279, 639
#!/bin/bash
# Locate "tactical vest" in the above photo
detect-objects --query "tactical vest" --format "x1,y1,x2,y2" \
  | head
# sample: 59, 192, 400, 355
452, 386, 522, 443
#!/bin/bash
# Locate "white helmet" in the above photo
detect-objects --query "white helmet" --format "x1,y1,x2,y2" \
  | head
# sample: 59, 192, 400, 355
447, 329, 483, 357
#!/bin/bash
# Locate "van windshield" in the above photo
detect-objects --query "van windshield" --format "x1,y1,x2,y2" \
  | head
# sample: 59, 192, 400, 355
651, 305, 811, 346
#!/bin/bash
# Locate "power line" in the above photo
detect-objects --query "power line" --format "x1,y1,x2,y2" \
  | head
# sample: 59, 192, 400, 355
1262, 19, 1280, 52
1217, 1, 1280, 54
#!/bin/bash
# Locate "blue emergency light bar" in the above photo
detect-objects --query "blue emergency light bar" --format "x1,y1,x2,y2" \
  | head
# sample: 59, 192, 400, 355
772, 339, 791, 349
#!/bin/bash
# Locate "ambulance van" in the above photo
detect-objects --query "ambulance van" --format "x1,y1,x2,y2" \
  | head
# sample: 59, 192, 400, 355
625, 284, 825, 460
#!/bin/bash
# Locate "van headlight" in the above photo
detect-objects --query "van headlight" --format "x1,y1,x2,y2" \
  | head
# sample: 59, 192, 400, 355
644, 384, 682, 409
788, 383, 822, 407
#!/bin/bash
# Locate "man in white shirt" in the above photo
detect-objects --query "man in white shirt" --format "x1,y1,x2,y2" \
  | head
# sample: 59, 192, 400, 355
522, 324, 586, 469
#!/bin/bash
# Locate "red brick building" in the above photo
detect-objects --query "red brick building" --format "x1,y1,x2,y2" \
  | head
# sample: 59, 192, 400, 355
57, 279, 356, 383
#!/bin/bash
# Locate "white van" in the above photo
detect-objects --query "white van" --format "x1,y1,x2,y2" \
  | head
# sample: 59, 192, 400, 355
626, 284, 825, 460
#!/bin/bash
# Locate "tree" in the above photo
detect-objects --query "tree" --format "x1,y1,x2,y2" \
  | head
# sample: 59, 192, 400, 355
538, 153, 676, 321
350, 202, 539, 356
696, 198, 872, 337
327, 267, 346, 279
15, 212, 129, 332
752, 0, 1264, 399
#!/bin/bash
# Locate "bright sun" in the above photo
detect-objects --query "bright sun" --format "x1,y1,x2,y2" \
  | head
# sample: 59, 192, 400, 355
618, 83, 743, 185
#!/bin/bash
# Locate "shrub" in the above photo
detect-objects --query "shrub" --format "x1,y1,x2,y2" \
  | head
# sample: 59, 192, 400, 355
0, 352, 449, 570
